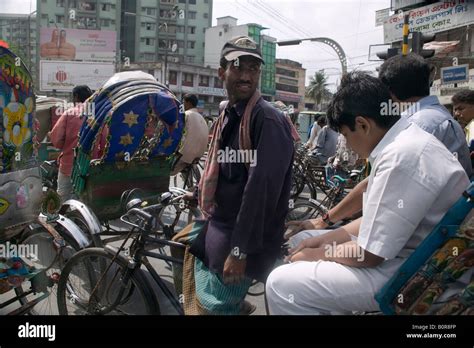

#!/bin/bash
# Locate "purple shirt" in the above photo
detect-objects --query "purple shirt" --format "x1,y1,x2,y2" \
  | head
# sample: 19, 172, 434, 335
203, 97, 294, 281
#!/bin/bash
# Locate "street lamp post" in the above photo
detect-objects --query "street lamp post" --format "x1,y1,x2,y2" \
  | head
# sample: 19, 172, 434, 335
277, 37, 348, 75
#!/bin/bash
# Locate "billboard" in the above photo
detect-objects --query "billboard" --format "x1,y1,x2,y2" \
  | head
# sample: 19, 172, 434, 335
383, 0, 473, 43
40, 28, 116, 61
40, 60, 115, 92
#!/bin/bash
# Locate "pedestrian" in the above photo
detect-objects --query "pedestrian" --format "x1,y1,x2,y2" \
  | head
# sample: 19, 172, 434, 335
178, 36, 293, 315
309, 116, 338, 163
49, 85, 104, 202
452, 89, 474, 147
171, 94, 209, 175
266, 72, 469, 315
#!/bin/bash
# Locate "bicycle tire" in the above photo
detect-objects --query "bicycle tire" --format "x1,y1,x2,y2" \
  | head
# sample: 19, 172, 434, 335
15, 225, 80, 315
57, 247, 159, 315
286, 200, 326, 222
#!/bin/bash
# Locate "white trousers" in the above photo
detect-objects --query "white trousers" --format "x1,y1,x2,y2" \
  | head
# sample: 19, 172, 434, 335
265, 229, 405, 315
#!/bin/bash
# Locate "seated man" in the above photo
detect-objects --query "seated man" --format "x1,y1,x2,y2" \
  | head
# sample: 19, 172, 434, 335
266, 72, 469, 315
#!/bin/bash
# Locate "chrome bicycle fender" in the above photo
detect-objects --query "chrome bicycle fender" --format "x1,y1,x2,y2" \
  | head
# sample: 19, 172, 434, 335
59, 199, 102, 236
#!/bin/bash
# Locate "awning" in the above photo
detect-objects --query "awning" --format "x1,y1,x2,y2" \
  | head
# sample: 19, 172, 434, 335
424, 41, 460, 58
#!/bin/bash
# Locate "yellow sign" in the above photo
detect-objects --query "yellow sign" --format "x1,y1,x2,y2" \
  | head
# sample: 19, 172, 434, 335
0, 198, 9, 215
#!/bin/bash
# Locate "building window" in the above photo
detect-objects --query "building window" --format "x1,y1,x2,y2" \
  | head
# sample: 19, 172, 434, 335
111, 4, 116, 9
203, 13, 208, 19
100, 18, 110, 26
178, 0, 186, 3
199, 75, 209, 87
169, 71, 178, 85
199, 95, 209, 102
41, 14, 48, 19
189, 0, 196, 4
56, 15, 64, 24
78, 1, 96, 11
177, 40, 184, 48
143, 22, 155, 30
101, 3, 111, 11
177, 25, 185, 33
144, 53, 155, 61
143, 7, 156, 16
161, 0, 173, 2
187, 41, 195, 49
188, 11, 196, 19
182, 73, 194, 87
188, 26, 195, 34
214, 77, 223, 88
146, 38, 155, 46
204, 0, 208, 3
111, 20, 116, 25
159, 40, 168, 49
186, 56, 195, 63
56, 0, 65, 7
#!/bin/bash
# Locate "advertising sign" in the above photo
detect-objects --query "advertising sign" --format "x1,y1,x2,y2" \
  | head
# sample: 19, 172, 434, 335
40, 60, 115, 92
40, 28, 116, 61
383, 0, 473, 43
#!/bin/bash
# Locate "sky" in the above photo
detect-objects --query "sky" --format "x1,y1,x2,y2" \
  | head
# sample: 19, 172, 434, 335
0, 0, 392, 89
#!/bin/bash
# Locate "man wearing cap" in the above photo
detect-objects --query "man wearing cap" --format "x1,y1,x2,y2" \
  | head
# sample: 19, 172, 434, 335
184, 36, 293, 315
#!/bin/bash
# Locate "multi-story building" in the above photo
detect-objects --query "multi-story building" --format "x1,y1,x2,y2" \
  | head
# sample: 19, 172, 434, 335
275, 58, 305, 112
0, 13, 37, 80
161, 61, 225, 116
204, 16, 277, 100
121, 0, 212, 66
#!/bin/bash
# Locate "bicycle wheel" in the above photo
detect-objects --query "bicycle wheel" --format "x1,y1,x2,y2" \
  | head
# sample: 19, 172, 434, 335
286, 200, 325, 222
57, 248, 158, 315
15, 225, 79, 315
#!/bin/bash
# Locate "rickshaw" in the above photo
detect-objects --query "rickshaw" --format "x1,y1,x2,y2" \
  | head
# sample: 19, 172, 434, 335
0, 47, 90, 315
376, 182, 474, 315
59, 71, 188, 245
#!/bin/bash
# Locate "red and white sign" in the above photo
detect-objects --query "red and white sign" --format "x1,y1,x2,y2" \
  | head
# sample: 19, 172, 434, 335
40, 60, 115, 92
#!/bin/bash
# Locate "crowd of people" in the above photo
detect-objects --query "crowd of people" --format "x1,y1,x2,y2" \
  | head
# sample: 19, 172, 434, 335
48, 35, 472, 315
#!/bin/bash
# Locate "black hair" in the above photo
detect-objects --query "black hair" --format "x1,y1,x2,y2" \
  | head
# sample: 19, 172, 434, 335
72, 85, 92, 103
327, 71, 399, 132
378, 53, 430, 100
317, 116, 327, 127
183, 94, 198, 107
452, 89, 474, 105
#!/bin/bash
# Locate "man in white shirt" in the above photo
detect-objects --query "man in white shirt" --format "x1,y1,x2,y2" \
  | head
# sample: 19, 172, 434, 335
266, 72, 469, 315
306, 118, 321, 149
171, 94, 209, 175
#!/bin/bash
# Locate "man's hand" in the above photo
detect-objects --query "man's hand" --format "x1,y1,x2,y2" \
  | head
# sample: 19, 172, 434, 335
223, 254, 246, 285
284, 236, 323, 262
284, 218, 328, 239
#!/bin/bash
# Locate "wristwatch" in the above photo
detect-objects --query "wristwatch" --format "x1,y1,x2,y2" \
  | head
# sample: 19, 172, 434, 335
231, 249, 247, 260
322, 212, 335, 226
